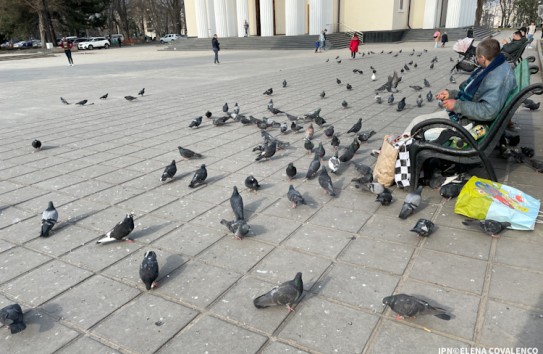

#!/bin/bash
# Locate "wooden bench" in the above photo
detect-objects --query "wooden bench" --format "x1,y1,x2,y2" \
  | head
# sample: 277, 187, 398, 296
408, 59, 543, 191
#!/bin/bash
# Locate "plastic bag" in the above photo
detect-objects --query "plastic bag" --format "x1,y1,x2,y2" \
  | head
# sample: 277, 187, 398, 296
373, 135, 398, 187
454, 176, 541, 230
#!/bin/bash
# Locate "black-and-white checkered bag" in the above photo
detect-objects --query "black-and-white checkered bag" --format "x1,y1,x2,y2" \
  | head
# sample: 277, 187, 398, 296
394, 138, 413, 188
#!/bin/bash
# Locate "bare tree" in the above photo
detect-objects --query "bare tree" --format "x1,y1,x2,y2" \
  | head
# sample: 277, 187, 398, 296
513, 0, 539, 26
499, 0, 515, 27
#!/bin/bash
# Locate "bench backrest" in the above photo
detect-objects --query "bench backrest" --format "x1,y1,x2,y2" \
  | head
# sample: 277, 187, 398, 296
506, 41, 530, 65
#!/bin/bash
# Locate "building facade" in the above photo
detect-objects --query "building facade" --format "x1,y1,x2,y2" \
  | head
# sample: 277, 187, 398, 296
184, 0, 477, 38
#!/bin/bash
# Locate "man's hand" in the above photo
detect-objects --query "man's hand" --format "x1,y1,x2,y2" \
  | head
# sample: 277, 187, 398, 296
501, 38, 507, 45
436, 90, 449, 101
442, 99, 456, 111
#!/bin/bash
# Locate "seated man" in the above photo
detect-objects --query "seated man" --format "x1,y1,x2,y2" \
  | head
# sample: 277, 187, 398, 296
501, 30, 527, 60
403, 38, 517, 141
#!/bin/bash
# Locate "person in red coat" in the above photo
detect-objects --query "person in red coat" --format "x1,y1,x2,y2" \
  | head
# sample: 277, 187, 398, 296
349, 34, 360, 59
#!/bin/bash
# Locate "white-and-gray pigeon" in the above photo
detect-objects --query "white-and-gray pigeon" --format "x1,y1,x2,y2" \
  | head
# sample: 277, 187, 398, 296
139, 250, 159, 290
40, 201, 58, 237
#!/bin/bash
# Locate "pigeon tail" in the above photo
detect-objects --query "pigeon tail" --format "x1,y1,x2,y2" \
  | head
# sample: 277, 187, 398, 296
40, 221, 55, 237
434, 313, 451, 320
253, 293, 275, 308
96, 233, 118, 244
399, 204, 415, 219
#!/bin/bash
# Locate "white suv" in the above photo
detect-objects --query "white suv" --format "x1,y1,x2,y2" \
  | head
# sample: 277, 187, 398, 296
78, 37, 110, 50
160, 34, 182, 44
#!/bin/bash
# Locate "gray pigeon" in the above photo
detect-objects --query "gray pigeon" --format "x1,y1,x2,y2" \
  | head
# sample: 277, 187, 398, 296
280, 122, 288, 133
318, 166, 336, 196
450, 75, 456, 84
306, 153, 321, 179
230, 186, 244, 221
375, 94, 382, 104
462, 219, 510, 238
178, 146, 202, 159
254, 272, 303, 312
75, 99, 88, 106
125, 95, 137, 101
423, 78, 431, 87
255, 140, 276, 161
60, 97, 70, 105
324, 125, 334, 138
220, 219, 251, 239
304, 138, 314, 155
336, 78, 341, 85
189, 116, 203, 128
331, 135, 340, 150
282, 79, 287, 88
315, 142, 325, 159
189, 164, 207, 188
388, 94, 395, 105
0, 304, 26, 334
139, 250, 159, 290
138, 88, 145, 96
399, 186, 423, 219
409, 85, 423, 91
267, 99, 273, 109
287, 185, 305, 208
347, 118, 362, 134
410, 218, 435, 237
416, 94, 423, 107
40, 201, 58, 237
430, 62, 434, 69
357, 130, 376, 143
352, 163, 373, 184
383, 294, 451, 320
222, 102, 228, 113
244, 175, 260, 192
376, 190, 393, 205
338, 145, 355, 162
366, 182, 386, 195
233, 102, 240, 114
320, 90, 326, 98
426, 90, 433, 102
160, 160, 177, 182
286, 162, 297, 180
97, 212, 135, 244
341, 100, 348, 108
397, 97, 406, 111
346, 83, 352, 90
100, 93, 108, 99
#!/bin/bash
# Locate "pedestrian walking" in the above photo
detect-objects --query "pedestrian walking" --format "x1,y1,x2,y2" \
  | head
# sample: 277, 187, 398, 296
527, 22, 536, 48
212, 34, 220, 64
467, 27, 474, 39
244, 20, 249, 37
433, 28, 441, 49
118, 36, 122, 48
441, 32, 448, 48
61, 37, 74, 66
349, 34, 360, 59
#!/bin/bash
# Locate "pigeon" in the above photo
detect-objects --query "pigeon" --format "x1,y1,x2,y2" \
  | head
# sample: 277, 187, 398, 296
233, 102, 240, 114
245, 175, 260, 192
383, 294, 451, 320
336, 56, 340, 59
125, 95, 137, 101
430, 63, 434, 69
40, 201, 58, 237
462, 219, 510, 238
314, 115, 326, 128
439, 182, 465, 200
139, 250, 159, 290
414, 63, 418, 68
318, 166, 336, 196
189, 116, 203, 128
230, 186, 244, 221
416, 94, 423, 107
280, 122, 288, 133
189, 164, 207, 188
449, 75, 456, 84
267, 99, 274, 109
331, 135, 340, 150
410, 219, 435, 237
324, 125, 334, 138
263, 88, 273, 95
328, 151, 340, 173
450, 57, 454, 62
337, 60, 342, 64
303, 108, 321, 120
426, 90, 433, 102
336, 78, 342, 84
346, 83, 352, 90
338, 145, 355, 162
387, 94, 395, 105
178, 146, 202, 159
255, 140, 277, 161
376, 191, 393, 205
305, 123, 314, 140
315, 142, 325, 160
302, 138, 315, 155
213, 115, 231, 126
350, 138, 360, 153
375, 94, 382, 104
282, 79, 287, 88
357, 130, 376, 143
399, 186, 423, 219
320, 90, 326, 98
253, 272, 303, 312
287, 185, 305, 208
325, 58, 329, 62
352, 163, 373, 184
0, 304, 26, 334
220, 219, 250, 239
291, 121, 303, 133
268, 107, 283, 115
423, 78, 431, 87
341, 100, 348, 108
75, 99, 88, 106
138, 88, 145, 96
371, 72, 376, 81
409, 85, 423, 91
205, 110, 212, 118
403, 64, 410, 71
60, 97, 70, 105
32, 139, 42, 151
286, 162, 297, 180
160, 160, 177, 182
347, 118, 362, 134
306, 153, 321, 179
221, 102, 228, 113
523, 99, 540, 111
366, 182, 386, 195
353, 69, 359, 73
397, 97, 406, 111
97, 212, 135, 243
99, 93, 108, 99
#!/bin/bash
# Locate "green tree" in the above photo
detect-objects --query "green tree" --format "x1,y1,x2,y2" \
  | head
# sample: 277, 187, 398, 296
514, 0, 539, 26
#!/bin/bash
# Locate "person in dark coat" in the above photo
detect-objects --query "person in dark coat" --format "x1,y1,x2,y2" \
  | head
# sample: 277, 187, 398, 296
501, 31, 527, 60
467, 27, 474, 38
441, 32, 448, 47
60, 37, 74, 66
212, 34, 220, 64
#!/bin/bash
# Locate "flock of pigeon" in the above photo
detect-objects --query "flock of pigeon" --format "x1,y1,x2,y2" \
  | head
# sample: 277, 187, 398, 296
3, 46, 533, 335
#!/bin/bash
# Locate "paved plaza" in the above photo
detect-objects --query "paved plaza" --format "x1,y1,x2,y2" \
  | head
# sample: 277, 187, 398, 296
0, 32, 542, 353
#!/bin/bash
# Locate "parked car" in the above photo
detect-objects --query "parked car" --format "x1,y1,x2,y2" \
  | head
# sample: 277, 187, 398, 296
13, 40, 32, 48
159, 34, 183, 44
74, 37, 90, 44
32, 39, 42, 48
78, 37, 110, 50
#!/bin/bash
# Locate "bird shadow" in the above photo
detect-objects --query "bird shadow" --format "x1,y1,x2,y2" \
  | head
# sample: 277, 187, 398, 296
247, 223, 267, 236
37, 302, 63, 321
308, 273, 333, 296
205, 173, 227, 185
37, 145, 59, 151
131, 222, 171, 240
156, 254, 185, 287
24, 307, 59, 333
301, 193, 320, 209
245, 198, 266, 219
66, 210, 101, 225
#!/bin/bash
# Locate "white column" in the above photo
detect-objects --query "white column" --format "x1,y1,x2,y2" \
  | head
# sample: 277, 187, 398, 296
445, 0, 460, 28
285, 0, 305, 36
195, 0, 210, 38
260, 0, 274, 37
423, 0, 438, 29
225, 0, 237, 37
206, 0, 216, 36
459, 0, 476, 27
214, 0, 228, 37
236, 0, 249, 37
309, 0, 325, 35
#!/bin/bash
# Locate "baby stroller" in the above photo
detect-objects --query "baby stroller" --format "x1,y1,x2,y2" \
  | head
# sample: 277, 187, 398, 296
451, 37, 478, 73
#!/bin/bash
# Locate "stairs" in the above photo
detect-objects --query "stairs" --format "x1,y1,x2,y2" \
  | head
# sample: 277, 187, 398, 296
163, 27, 495, 51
